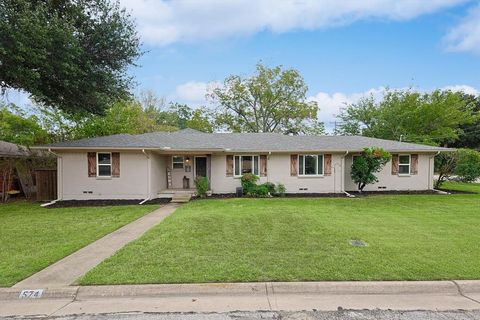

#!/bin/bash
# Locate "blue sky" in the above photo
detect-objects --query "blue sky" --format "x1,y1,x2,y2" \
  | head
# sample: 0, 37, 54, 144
7, 0, 480, 129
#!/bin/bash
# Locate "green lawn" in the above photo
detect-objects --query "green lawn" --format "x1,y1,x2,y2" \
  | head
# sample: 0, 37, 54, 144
80, 183, 480, 285
0, 201, 158, 287
441, 181, 480, 193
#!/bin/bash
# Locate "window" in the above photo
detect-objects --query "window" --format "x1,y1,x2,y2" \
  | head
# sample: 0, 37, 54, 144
299, 154, 323, 176
172, 156, 184, 169
97, 153, 111, 177
398, 154, 411, 175
234, 155, 259, 176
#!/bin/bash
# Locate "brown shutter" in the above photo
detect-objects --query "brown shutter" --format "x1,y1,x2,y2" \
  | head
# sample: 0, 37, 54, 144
87, 152, 96, 177
260, 155, 267, 177
226, 155, 233, 177
112, 152, 120, 177
391, 154, 399, 175
290, 154, 298, 176
324, 154, 332, 176
410, 154, 418, 175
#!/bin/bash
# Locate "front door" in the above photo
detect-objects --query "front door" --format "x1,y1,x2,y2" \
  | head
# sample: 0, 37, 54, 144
195, 157, 207, 178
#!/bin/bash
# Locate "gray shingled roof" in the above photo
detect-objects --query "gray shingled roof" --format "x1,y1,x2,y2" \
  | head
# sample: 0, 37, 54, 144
36, 129, 451, 152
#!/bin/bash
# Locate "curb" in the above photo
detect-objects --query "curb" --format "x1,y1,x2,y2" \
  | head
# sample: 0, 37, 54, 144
0, 287, 78, 300
2, 280, 480, 301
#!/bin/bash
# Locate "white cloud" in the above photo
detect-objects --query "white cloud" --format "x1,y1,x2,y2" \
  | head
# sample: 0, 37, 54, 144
174, 81, 221, 104
121, 0, 467, 46
443, 4, 480, 54
308, 87, 389, 126
442, 84, 479, 96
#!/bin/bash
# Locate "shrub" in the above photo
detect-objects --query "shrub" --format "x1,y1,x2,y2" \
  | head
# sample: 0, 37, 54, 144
195, 176, 209, 198
252, 184, 269, 197
263, 182, 276, 194
240, 173, 258, 194
275, 183, 286, 197
455, 149, 480, 182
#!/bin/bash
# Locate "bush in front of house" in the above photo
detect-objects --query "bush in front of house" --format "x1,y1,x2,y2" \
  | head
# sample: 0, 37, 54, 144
240, 174, 285, 197
240, 173, 258, 194
195, 176, 209, 198
275, 183, 286, 197
455, 148, 480, 182
263, 182, 276, 194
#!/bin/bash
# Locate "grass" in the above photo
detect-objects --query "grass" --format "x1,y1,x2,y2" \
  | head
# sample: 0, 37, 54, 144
80, 182, 480, 285
0, 201, 158, 287
440, 181, 480, 193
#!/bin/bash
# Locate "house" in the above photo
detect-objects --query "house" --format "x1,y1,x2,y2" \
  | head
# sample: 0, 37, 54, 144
34, 129, 449, 201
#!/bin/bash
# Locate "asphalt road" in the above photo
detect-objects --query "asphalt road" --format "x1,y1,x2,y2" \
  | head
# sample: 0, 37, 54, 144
4, 310, 480, 320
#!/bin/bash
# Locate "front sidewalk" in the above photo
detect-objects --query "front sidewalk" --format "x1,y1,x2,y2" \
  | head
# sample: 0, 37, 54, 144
1, 281, 480, 317
13, 203, 180, 288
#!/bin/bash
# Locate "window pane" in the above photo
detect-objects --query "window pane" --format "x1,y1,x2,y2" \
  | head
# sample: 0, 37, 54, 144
318, 155, 323, 174
98, 165, 111, 176
299, 155, 304, 175
399, 164, 410, 174
253, 156, 259, 175
173, 156, 184, 169
98, 153, 111, 164
399, 155, 410, 164
241, 156, 252, 174
304, 155, 317, 175
234, 156, 240, 176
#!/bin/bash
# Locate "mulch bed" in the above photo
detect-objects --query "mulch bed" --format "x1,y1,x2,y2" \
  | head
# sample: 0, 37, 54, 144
46, 198, 171, 208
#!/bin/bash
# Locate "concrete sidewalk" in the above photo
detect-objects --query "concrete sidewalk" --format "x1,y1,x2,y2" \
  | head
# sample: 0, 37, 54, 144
1, 281, 480, 317
13, 203, 180, 288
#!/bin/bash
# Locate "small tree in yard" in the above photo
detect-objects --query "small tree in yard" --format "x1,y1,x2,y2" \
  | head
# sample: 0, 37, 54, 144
455, 149, 480, 182
434, 152, 457, 188
351, 147, 391, 192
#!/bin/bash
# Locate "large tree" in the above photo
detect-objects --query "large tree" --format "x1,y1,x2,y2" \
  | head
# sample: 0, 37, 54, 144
336, 89, 476, 145
448, 93, 480, 150
0, 0, 141, 114
209, 63, 320, 134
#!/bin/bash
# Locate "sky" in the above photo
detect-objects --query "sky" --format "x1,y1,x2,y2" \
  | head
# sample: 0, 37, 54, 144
6, 0, 480, 131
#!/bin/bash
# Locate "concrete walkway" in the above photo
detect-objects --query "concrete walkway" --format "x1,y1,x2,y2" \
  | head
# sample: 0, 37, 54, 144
13, 203, 180, 288
1, 281, 480, 317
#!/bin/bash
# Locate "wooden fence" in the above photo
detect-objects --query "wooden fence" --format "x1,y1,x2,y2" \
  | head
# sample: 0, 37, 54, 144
35, 170, 57, 201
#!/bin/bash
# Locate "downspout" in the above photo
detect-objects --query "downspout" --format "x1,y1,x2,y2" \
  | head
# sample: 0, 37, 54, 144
40, 149, 63, 207
341, 151, 355, 198
139, 149, 151, 204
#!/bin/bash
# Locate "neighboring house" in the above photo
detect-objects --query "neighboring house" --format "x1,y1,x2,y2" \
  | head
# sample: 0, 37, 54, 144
34, 129, 449, 201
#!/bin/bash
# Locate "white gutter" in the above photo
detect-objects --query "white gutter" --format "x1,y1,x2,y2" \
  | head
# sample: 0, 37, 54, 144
40, 148, 63, 207
139, 149, 151, 205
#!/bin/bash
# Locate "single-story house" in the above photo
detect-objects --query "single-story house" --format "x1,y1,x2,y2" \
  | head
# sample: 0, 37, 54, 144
34, 129, 449, 201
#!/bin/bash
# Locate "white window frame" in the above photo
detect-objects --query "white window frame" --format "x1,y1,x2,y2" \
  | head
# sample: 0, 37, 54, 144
298, 154, 324, 176
97, 152, 112, 177
172, 156, 185, 170
398, 154, 411, 176
233, 155, 259, 177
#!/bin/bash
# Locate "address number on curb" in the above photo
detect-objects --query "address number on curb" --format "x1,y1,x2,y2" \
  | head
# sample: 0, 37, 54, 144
19, 289, 43, 299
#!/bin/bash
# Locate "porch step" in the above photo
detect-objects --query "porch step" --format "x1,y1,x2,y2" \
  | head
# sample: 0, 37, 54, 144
171, 194, 192, 203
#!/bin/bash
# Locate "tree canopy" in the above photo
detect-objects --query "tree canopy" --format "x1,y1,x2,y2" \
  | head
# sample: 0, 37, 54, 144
0, 103, 49, 146
0, 0, 141, 114
209, 63, 321, 135
336, 89, 476, 145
